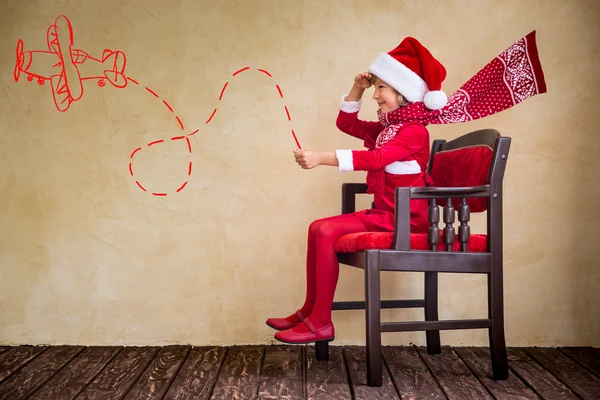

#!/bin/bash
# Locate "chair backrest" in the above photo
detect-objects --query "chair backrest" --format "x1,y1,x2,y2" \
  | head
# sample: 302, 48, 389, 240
427, 129, 508, 213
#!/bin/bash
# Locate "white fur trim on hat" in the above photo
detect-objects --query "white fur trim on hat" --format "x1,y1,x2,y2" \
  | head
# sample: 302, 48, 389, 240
335, 149, 354, 172
423, 90, 448, 110
368, 53, 428, 103
340, 93, 361, 113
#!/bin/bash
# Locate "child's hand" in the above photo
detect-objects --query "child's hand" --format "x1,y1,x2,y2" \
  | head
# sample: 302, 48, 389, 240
294, 149, 320, 169
354, 72, 373, 89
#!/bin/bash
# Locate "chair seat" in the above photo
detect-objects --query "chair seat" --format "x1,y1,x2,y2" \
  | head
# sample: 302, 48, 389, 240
334, 232, 488, 253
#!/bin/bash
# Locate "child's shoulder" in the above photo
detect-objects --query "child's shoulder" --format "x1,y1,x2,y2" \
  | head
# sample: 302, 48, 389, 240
398, 120, 426, 128
398, 121, 429, 135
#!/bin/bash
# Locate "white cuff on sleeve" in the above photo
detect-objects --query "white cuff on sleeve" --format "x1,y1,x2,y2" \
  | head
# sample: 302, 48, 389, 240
335, 149, 354, 172
340, 93, 361, 113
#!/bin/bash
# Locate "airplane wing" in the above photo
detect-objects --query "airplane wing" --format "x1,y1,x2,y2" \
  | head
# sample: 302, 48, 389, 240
46, 23, 60, 54
50, 73, 73, 112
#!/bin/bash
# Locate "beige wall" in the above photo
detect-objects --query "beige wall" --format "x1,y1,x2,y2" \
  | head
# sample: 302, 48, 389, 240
1, 0, 598, 347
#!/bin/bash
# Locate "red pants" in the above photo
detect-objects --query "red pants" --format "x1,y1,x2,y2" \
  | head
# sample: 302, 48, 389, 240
299, 213, 367, 327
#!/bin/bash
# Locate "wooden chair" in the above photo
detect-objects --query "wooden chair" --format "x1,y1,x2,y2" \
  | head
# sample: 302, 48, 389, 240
315, 128, 511, 387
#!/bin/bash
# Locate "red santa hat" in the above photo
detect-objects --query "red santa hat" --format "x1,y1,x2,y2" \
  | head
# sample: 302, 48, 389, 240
368, 37, 448, 110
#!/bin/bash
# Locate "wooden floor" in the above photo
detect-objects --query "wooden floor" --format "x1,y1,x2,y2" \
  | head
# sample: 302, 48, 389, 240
0, 345, 598, 399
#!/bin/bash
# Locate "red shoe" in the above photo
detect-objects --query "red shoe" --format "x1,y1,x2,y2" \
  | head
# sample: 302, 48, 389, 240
265, 309, 305, 331
274, 319, 334, 344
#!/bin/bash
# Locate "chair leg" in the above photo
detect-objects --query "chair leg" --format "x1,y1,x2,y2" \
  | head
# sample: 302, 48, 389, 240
365, 252, 382, 387
488, 271, 508, 379
425, 271, 441, 354
315, 341, 329, 361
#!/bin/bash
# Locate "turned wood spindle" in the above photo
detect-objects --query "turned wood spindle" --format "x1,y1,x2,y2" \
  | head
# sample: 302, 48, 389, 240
428, 199, 440, 251
443, 198, 455, 251
458, 197, 471, 252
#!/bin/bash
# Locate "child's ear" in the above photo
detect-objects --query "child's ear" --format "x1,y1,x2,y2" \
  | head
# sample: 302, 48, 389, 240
398, 93, 409, 106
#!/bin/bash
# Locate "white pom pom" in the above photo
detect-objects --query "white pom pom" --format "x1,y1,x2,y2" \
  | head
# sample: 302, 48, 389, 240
423, 90, 448, 110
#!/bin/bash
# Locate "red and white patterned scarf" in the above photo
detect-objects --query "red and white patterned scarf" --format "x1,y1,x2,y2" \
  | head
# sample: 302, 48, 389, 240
368, 30, 546, 193
376, 30, 546, 144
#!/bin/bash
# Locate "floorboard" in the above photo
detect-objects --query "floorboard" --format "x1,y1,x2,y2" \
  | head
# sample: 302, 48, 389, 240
29, 346, 122, 400
124, 345, 190, 400
524, 347, 600, 400
210, 345, 264, 400
162, 346, 226, 400
0, 346, 84, 400
383, 346, 445, 400
75, 346, 159, 400
0, 346, 47, 384
0, 345, 597, 400
305, 345, 352, 400
257, 345, 304, 400
455, 347, 539, 400
344, 346, 400, 400
559, 347, 600, 378
417, 346, 493, 399
506, 348, 579, 400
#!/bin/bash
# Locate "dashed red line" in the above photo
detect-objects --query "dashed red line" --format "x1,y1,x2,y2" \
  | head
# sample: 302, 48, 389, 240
292, 130, 301, 149
145, 87, 159, 98
163, 100, 174, 112
284, 105, 291, 121
233, 66, 250, 76
176, 181, 188, 192
206, 108, 217, 123
219, 82, 229, 100
130, 66, 301, 195
148, 139, 164, 147
130, 147, 142, 159
176, 116, 184, 130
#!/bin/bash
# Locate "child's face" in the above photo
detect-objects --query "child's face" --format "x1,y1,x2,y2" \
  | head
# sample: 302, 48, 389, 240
371, 76, 400, 113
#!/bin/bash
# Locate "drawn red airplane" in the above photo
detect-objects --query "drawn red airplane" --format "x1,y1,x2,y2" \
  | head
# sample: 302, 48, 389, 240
14, 15, 128, 112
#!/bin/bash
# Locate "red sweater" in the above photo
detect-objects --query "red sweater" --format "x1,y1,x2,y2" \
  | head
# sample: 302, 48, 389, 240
333, 96, 431, 232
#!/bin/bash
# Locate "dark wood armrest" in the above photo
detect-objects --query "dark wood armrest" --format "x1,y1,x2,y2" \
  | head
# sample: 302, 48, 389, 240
392, 185, 491, 251
341, 183, 369, 214
410, 185, 491, 199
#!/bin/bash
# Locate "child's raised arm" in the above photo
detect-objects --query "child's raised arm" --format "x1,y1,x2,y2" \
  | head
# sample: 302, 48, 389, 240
336, 73, 383, 145
347, 72, 372, 101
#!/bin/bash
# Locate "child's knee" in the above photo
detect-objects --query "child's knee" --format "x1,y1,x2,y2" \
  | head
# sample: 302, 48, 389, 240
308, 220, 323, 237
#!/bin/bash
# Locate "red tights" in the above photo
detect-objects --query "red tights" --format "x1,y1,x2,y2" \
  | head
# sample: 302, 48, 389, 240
286, 213, 367, 333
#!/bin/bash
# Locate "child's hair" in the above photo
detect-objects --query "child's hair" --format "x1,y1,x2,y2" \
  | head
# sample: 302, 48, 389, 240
370, 74, 410, 106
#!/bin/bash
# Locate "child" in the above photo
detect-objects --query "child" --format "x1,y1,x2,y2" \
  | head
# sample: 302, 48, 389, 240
266, 36, 449, 344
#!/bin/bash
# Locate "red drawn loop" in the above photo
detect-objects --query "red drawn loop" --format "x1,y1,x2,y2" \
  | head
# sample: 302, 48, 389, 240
12, 15, 301, 197
129, 67, 301, 196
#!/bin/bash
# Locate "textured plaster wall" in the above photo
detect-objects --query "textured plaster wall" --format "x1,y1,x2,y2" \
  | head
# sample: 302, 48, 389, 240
1, 0, 598, 347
